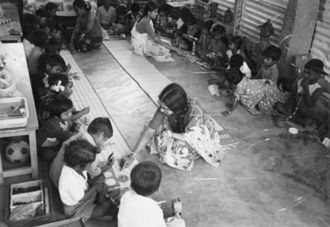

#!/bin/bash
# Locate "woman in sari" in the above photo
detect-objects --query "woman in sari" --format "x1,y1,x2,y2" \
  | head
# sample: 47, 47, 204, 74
131, 2, 180, 62
127, 83, 224, 171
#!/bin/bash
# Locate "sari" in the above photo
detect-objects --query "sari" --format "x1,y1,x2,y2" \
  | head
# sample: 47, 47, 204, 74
150, 100, 225, 171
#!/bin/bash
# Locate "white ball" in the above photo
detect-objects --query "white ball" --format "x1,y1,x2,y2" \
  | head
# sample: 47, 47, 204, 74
5, 140, 30, 164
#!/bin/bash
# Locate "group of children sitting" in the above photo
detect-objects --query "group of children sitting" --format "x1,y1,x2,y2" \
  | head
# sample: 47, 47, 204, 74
20, 1, 181, 225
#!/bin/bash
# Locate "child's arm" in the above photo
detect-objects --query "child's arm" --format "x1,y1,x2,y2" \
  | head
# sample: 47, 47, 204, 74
222, 96, 239, 116
71, 107, 90, 121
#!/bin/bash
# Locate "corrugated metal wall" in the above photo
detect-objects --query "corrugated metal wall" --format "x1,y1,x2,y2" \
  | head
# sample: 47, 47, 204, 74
237, 0, 289, 44
213, 0, 235, 17
310, 0, 330, 74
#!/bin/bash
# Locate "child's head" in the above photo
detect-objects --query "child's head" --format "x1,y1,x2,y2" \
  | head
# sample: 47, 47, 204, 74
87, 117, 113, 146
212, 24, 225, 39
35, 8, 48, 25
229, 36, 243, 51
229, 54, 244, 70
27, 29, 49, 47
49, 73, 73, 97
45, 2, 59, 16
202, 20, 213, 34
38, 54, 67, 74
64, 139, 97, 170
48, 95, 73, 121
73, 0, 92, 16
304, 59, 327, 83
262, 45, 282, 66
45, 37, 62, 55
131, 3, 140, 15
158, 83, 188, 116
130, 161, 162, 196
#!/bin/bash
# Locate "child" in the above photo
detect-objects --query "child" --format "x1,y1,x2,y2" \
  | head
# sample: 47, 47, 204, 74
45, 2, 63, 41
45, 37, 62, 55
125, 3, 140, 34
24, 29, 49, 75
173, 15, 200, 51
35, 8, 49, 33
118, 161, 166, 227
69, 0, 103, 52
37, 95, 76, 162
50, 117, 115, 188
205, 24, 228, 69
257, 45, 282, 84
97, 0, 117, 30
22, 13, 41, 37
58, 139, 115, 221
112, 5, 127, 35
224, 54, 245, 88
154, 6, 169, 35
196, 20, 213, 56
274, 59, 327, 127
226, 36, 251, 78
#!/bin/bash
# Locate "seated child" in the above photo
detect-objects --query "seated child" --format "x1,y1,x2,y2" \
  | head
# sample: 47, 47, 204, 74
58, 139, 116, 221
112, 5, 127, 35
205, 24, 228, 69
37, 95, 77, 162
196, 20, 213, 56
226, 36, 251, 78
24, 29, 49, 75
125, 3, 141, 34
154, 6, 169, 35
45, 37, 62, 55
70, 0, 103, 52
224, 54, 245, 88
257, 45, 282, 84
173, 15, 200, 51
118, 161, 166, 227
35, 8, 50, 34
50, 117, 115, 188
97, 0, 117, 30
274, 59, 327, 128
45, 2, 63, 41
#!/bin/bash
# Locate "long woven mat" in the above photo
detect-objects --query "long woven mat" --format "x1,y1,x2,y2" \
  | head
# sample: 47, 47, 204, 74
103, 40, 236, 146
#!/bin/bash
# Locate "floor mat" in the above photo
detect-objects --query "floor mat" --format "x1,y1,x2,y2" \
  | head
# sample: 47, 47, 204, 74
60, 50, 132, 158
103, 40, 236, 146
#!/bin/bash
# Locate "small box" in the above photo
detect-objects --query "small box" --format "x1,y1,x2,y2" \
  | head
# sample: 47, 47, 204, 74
0, 97, 28, 129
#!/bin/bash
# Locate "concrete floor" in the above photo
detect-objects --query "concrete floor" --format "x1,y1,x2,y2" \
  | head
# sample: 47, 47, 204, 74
1, 44, 330, 227
72, 45, 330, 226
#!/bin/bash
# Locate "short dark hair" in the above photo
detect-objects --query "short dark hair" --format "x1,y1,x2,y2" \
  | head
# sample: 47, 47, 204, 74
212, 24, 225, 35
262, 45, 282, 62
64, 139, 97, 168
45, 37, 62, 55
87, 117, 113, 138
73, 0, 92, 12
230, 36, 243, 49
36, 8, 48, 18
47, 95, 73, 117
27, 29, 49, 47
229, 54, 244, 69
130, 161, 162, 196
45, 2, 58, 12
38, 54, 67, 72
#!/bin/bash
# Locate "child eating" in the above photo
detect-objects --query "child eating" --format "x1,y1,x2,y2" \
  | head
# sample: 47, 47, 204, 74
118, 161, 166, 227
59, 139, 116, 221
257, 45, 282, 84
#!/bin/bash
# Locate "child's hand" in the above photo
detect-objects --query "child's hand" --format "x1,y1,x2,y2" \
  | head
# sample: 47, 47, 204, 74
221, 110, 231, 117
301, 79, 309, 89
81, 107, 90, 115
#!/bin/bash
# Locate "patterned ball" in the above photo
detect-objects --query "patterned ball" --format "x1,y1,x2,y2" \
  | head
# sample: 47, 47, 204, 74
5, 140, 30, 164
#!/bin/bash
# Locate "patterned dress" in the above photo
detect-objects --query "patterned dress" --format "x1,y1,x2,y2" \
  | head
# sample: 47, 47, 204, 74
235, 77, 287, 113
150, 100, 225, 171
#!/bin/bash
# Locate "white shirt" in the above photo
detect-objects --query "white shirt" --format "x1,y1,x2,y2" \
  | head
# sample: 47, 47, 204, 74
96, 6, 116, 26
226, 50, 251, 78
118, 190, 166, 227
59, 165, 88, 206
297, 79, 321, 95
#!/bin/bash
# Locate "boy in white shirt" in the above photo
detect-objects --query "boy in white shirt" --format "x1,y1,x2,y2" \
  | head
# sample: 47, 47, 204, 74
118, 161, 166, 227
97, 0, 117, 29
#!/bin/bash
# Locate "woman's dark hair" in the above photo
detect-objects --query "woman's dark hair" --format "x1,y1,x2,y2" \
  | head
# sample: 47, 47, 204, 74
47, 94, 73, 117
262, 45, 282, 62
159, 83, 189, 133
87, 117, 113, 138
64, 139, 97, 168
27, 29, 49, 47
230, 35, 243, 50
138, 2, 156, 22
45, 2, 58, 12
73, 0, 92, 12
130, 161, 162, 196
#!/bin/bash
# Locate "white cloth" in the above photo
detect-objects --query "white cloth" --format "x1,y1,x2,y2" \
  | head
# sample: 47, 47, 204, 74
322, 137, 330, 148
226, 50, 251, 78
118, 190, 166, 227
297, 79, 321, 95
59, 165, 88, 206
